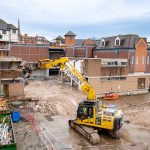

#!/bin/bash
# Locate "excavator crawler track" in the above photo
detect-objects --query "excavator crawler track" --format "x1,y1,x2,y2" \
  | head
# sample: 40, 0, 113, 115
69, 120, 100, 145
108, 130, 120, 139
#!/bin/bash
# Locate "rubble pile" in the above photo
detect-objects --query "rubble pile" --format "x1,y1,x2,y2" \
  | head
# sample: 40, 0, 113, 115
26, 97, 60, 115
0, 101, 8, 111
0, 116, 13, 145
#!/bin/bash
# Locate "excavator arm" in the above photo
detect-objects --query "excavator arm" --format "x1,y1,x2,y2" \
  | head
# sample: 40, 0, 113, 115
38, 57, 96, 100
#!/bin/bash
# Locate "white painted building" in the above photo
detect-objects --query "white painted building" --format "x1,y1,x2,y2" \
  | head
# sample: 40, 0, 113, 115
0, 19, 19, 43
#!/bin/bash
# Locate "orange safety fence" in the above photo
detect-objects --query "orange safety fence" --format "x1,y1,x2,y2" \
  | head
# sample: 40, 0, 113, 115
22, 111, 55, 150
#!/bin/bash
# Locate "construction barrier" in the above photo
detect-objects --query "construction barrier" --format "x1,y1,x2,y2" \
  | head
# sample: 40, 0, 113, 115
25, 112, 54, 150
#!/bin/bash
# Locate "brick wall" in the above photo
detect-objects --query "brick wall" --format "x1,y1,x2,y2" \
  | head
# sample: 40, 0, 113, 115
128, 51, 135, 73
93, 50, 117, 58
88, 76, 149, 94
134, 39, 147, 72
101, 66, 128, 76
118, 51, 128, 58
65, 36, 76, 46
9, 83, 24, 97
65, 47, 74, 57
146, 51, 150, 72
85, 46, 94, 58
10, 45, 49, 62
74, 48, 85, 57
83, 59, 101, 76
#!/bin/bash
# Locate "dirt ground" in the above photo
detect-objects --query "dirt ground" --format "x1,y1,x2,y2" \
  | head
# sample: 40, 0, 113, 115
15, 78, 150, 150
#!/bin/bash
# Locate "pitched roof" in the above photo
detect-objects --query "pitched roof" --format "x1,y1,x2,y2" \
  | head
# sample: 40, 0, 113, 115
76, 39, 98, 46
65, 31, 76, 36
7, 24, 17, 29
75, 39, 85, 46
0, 19, 18, 30
0, 19, 7, 30
83, 39, 95, 45
95, 34, 146, 49
55, 35, 64, 40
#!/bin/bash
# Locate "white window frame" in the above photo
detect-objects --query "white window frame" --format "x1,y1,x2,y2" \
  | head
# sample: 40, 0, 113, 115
115, 36, 120, 46
100, 39, 105, 47
142, 55, 144, 64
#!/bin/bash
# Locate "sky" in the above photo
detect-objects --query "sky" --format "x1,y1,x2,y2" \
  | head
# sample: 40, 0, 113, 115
0, 0, 150, 40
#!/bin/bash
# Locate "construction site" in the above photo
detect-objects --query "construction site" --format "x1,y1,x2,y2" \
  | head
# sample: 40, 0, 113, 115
9, 79, 150, 149
0, 18, 150, 150
0, 55, 150, 149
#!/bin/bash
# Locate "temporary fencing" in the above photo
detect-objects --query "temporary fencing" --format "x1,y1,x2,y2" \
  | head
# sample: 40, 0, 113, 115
21, 109, 55, 150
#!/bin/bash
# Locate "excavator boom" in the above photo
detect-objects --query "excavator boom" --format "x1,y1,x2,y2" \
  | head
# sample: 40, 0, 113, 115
38, 57, 96, 100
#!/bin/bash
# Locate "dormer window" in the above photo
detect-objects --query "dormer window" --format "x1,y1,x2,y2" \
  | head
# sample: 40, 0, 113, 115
100, 39, 105, 47
115, 37, 120, 46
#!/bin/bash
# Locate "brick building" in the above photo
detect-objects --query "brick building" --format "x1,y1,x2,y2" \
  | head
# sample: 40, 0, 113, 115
0, 50, 24, 97
83, 58, 150, 96
0, 19, 19, 48
94, 35, 148, 74
52, 32, 150, 95
58, 32, 149, 74
20, 34, 49, 45
52, 31, 95, 58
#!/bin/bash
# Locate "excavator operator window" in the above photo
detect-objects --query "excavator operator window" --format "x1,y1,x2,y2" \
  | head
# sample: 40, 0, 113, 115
77, 106, 88, 120
77, 106, 93, 120
88, 107, 93, 118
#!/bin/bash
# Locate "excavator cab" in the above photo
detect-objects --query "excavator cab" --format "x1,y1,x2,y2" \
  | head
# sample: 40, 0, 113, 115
76, 100, 123, 131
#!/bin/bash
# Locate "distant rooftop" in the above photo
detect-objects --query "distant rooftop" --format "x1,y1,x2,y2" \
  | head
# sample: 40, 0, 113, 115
0, 19, 18, 30
65, 31, 76, 36
95, 34, 146, 49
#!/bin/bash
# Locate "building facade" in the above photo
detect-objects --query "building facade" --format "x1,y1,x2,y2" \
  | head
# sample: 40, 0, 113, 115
56, 32, 149, 74
0, 50, 24, 97
83, 58, 150, 96
51, 32, 150, 95
0, 19, 19, 47
20, 34, 49, 45
10, 44, 49, 62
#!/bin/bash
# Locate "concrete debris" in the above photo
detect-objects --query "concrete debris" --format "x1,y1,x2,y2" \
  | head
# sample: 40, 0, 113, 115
124, 120, 130, 124
26, 98, 58, 115
0, 117, 13, 145
0, 100, 8, 111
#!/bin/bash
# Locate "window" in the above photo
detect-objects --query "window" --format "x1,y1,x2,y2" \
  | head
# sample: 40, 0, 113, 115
121, 62, 127, 65
101, 77, 126, 81
147, 56, 149, 65
115, 37, 120, 46
142, 55, 144, 64
136, 56, 138, 64
138, 78, 145, 89
131, 56, 134, 65
2, 30, 6, 34
100, 39, 105, 47
12, 29, 16, 33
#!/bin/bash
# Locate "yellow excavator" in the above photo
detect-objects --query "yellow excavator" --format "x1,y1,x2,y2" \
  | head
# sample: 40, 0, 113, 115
36, 57, 124, 144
